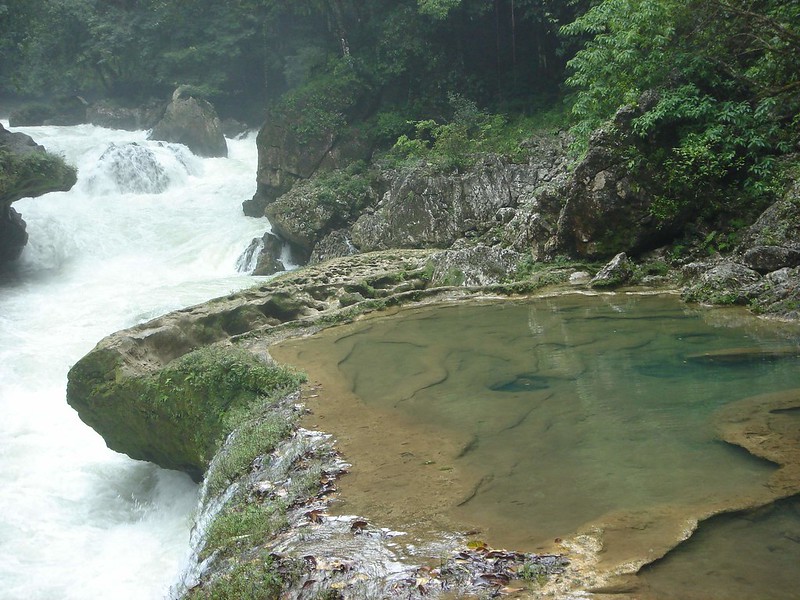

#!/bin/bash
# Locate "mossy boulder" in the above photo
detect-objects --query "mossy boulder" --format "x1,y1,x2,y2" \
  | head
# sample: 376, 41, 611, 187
0, 123, 77, 262
264, 163, 378, 261
590, 252, 634, 288
67, 344, 303, 481
244, 70, 374, 219
65, 250, 437, 480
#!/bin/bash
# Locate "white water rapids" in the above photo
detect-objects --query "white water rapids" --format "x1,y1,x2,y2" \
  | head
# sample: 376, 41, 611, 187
0, 122, 275, 599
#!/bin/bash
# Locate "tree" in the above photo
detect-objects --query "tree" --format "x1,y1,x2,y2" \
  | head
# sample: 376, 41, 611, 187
562, 0, 800, 222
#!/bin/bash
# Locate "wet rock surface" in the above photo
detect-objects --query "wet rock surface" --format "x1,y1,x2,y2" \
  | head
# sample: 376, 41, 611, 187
180, 389, 570, 600
252, 232, 287, 276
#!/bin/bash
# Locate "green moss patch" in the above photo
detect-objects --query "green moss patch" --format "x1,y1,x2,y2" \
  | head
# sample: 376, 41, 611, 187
67, 345, 305, 481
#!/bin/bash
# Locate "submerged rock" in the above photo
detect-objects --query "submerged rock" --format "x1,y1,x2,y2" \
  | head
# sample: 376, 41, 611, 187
91, 143, 170, 194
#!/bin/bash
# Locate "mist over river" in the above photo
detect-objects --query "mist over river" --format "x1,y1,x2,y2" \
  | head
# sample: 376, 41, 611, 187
0, 122, 271, 599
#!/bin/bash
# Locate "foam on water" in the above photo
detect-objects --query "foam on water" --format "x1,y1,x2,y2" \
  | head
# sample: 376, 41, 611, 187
0, 122, 272, 599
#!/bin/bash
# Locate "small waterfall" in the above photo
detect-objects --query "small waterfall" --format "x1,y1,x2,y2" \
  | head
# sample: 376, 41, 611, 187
235, 235, 265, 273
86, 143, 171, 194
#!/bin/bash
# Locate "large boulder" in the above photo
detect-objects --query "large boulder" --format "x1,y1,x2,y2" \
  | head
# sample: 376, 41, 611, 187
738, 183, 800, 273
148, 88, 227, 157
590, 252, 634, 288
350, 156, 518, 252
553, 100, 674, 259
748, 267, 800, 318
682, 260, 763, 306
65, 250, 438, 479
0, 123, 77, 262
243, 72, 373, 218
427, 244, 522, 287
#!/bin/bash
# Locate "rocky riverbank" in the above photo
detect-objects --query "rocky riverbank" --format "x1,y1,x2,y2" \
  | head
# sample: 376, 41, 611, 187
245, 99, 800, 322
63, 94, 800, 598
65, 242, 800, 598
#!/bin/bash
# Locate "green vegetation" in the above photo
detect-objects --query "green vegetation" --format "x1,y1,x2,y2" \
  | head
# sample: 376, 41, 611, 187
295, 161, 377, 221
383, 94, 567, 171
146, 346, 304, 471
563, 0, 800, 226
0, 1, 585, 121
206, 406, 296, 497
4, 1, 794, 249
518, 561, 549, 586
185, 550, 286, 600
0, 148, 77, 203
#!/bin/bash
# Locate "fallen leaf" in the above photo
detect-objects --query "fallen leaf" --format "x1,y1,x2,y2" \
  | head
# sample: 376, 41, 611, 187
350, 519, 368, 532
305, 509, 325, 523
467, 540, 488, 551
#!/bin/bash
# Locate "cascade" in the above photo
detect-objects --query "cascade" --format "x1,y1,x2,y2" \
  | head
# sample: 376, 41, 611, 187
0, 121, 273, 599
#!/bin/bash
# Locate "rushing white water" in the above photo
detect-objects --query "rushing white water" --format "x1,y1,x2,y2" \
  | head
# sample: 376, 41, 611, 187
0, 122, 273, 599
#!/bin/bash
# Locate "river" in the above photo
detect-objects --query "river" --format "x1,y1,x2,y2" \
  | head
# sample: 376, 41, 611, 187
0, 122, 273, 599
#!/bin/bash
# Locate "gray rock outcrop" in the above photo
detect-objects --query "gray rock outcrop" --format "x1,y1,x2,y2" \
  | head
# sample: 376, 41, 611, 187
148, 88, 227, 157
681, 181, 800, 318
244, 76, 373, 218
253, 232, 287, 276
590, 252, 634, 288
553, 101, 675, 259
428, 244, 522, 287
739, 185, 800, 273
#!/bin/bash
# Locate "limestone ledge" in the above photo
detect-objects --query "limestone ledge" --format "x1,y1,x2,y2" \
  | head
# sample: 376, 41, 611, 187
67, 248, 573, 479
65, 249, 800, 598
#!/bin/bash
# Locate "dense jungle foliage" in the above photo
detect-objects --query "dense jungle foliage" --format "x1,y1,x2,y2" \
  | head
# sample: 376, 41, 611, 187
1, 0, 798, 229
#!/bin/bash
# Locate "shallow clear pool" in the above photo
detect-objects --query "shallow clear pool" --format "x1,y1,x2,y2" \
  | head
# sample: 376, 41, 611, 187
274, 293, 800, 597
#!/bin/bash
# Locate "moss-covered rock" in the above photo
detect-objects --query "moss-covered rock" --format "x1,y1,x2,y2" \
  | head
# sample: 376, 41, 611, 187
66, 251, 437, 479
264, 162, 378, 261
0, 123, 77, 262
68, 344, 303, 481
244, 70, 374, 219
589, 252, 634, 288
